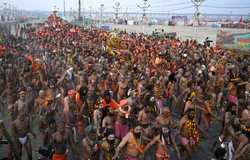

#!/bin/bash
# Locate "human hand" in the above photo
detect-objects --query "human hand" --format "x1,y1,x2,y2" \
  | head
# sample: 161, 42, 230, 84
112, 153, 119, 160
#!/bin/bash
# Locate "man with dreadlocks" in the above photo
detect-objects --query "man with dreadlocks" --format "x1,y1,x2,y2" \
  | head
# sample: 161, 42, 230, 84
113, 125, 144, 160
100, 130, 119, 160
179, 108, 200, 158
144, 125, 180, 160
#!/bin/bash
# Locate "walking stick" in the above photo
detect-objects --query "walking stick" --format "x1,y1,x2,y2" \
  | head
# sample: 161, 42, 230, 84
0, 120, 21, 160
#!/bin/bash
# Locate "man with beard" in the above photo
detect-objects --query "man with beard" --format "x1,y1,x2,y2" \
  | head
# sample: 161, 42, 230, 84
63, 89, 79, 142
113, 125, 144, 160
11, 111, 36, 160
39, 95, 56, 133
86, 76, 98, 119
179, 108, 200, 158
144, 126, 181, 160
82, 125, 100, 160
101, 131, 118, 160
156, 107, 174, 128
75, 85, 88, 113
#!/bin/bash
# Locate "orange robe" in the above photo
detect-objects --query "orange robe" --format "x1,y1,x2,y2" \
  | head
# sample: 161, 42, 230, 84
52, 154, 67, 160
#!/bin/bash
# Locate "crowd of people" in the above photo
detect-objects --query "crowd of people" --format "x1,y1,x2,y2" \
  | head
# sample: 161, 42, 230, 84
0, 12, 249, 160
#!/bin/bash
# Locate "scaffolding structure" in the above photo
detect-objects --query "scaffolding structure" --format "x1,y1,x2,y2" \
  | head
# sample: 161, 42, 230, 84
137, 0, 151, 24
191, 0, 205, 26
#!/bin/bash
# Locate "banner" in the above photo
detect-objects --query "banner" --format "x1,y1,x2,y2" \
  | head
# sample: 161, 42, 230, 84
216, 30, 250, 51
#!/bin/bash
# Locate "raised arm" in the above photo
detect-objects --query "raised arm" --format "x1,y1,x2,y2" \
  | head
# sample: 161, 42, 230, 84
113, 132, 130, 159
144, 135, 159, 152
137, 111, 143, 123
63, 97, 70, 124
170, 135, 181, 160
116, 132, 130, 151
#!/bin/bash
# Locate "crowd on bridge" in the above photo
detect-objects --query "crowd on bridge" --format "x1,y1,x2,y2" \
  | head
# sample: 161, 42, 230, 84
0, 12, 249, 160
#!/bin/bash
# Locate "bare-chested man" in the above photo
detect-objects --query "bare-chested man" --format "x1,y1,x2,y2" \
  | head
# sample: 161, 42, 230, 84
101, 131, 119, 160
82, 125, 100, 160
102, 108, 115, 133
138, 107, 151, 129
179, 73, 188, 93
39, 95, 57, 133
235, 108, 250, 159
117, 77, 128, 101
11, 111, 36, 160
34, 90, 46, 114
144, 126, 181, 160
156, 107, 176, 129
179, 108, 200, 158
51, 122, 75, 160
113, 125, 144, 160
63, 90, 80, 142
11, 91, 27, 120
241, 104, 250, 123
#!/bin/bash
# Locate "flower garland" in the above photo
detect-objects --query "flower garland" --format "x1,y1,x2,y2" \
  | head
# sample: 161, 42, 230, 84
241, 125, 250, 132
96, 97, 103, 109
87, 99, 94, 117
186, 119, 200, 144
154, 84, 163, 99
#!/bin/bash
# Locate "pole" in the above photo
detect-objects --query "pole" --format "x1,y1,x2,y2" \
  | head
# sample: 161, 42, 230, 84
63, 0, 66, 18
89, 6, 92, 18
78, 0, 81, 21
125, 7, 128, 19
113, 2, 120, 23
99, 4, 105, 27
82, 0, 84, 25
4, 2, 7, 22
191, 0, 205, 26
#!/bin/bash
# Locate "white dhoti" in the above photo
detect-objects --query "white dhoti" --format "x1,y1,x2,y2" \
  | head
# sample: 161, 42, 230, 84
18, 136, 28, 145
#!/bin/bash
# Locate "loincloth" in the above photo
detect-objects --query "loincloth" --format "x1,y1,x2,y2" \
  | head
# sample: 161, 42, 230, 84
18, 136, 28, 145
52, 153, 67, 160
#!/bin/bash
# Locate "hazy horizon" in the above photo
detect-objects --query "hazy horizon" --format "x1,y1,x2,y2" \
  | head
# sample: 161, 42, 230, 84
3, 0, 250, 14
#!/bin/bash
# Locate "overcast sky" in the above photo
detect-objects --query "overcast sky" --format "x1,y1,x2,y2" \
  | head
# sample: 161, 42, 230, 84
4, 0, 250, 14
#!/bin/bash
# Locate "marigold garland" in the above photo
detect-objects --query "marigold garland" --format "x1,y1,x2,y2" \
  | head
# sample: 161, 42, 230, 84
186, 119, 200, 144
241, 125, 250, 132
87, 99, 94, 117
